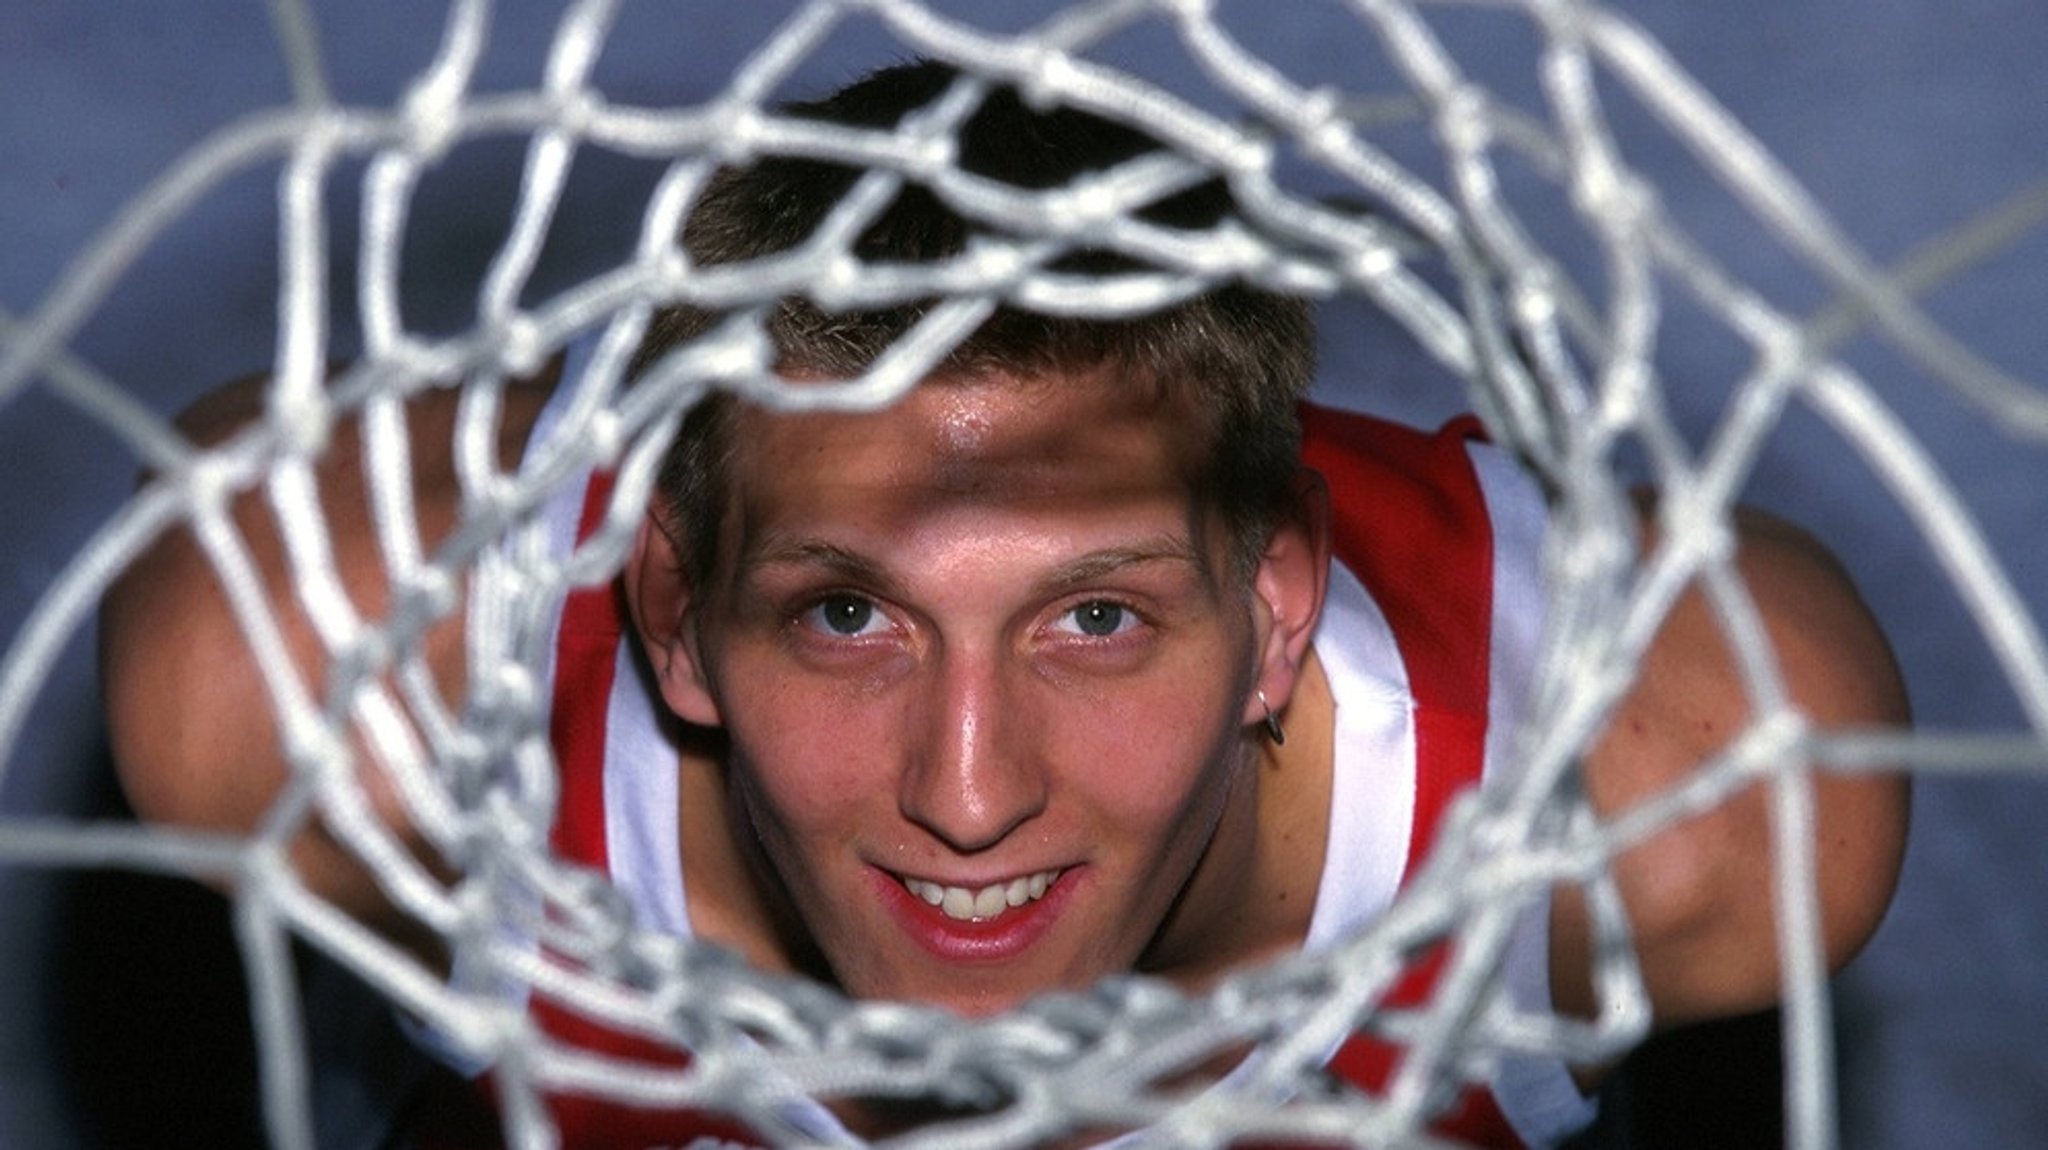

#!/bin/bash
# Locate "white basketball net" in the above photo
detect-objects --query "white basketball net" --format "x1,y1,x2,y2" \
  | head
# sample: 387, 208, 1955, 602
4, 0, 2047, 1147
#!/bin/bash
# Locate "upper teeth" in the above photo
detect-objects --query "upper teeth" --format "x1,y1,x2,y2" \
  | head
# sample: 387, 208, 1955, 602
902, 870, 1059, 922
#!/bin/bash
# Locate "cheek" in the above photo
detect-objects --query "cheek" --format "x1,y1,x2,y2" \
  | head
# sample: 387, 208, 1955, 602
1061, 680, 1250, 822
721, 681, 896, 833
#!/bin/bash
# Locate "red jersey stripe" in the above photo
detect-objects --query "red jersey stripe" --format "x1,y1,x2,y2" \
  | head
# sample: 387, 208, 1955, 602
547, 470, 622, 871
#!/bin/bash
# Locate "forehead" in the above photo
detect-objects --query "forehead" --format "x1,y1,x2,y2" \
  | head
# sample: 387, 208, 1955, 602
722, 367, 1214, 528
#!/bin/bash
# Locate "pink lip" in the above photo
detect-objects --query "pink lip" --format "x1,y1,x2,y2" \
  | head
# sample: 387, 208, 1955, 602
870, 866, 1077, 963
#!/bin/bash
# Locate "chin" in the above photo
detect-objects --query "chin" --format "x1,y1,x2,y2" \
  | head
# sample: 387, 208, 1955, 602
833, 956, 1081, 1019
933, 987, 1037, 1020
837, 973, 1029, 1019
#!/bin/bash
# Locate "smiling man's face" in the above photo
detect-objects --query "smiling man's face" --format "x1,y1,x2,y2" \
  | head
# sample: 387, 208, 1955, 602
657, 366, 1285, 1016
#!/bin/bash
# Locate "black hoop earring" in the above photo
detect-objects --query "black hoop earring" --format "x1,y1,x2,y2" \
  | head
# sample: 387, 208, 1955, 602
1257, 690, 1286, 746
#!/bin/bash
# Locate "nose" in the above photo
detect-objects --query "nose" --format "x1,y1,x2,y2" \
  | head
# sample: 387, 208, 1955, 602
898, 649, 1047, 853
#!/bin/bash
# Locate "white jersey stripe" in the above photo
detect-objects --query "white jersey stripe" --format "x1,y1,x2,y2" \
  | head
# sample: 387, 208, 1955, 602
604, 642, 689, 936
1303, 556, 1419, 950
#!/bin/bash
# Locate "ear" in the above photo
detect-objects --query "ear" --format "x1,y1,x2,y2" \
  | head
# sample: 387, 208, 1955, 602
1242, 467, 1332, 727
625, 507, 723, 728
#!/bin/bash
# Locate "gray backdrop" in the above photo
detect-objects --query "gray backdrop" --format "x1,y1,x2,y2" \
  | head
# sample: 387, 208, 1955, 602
3, 2, 2044, 1146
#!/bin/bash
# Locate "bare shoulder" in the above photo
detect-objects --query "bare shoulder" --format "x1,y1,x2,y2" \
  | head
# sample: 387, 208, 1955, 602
1557, 500, 1910, 1029
100, 363, 560, 925
1638, 504, 1909, 740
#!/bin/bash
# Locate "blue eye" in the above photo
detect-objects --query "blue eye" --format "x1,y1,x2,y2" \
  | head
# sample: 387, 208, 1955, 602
1059, 600, 1133, 637
805, 594, 885, 637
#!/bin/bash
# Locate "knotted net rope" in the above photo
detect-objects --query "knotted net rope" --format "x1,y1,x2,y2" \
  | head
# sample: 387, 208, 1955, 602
4, 0, 2047, 1147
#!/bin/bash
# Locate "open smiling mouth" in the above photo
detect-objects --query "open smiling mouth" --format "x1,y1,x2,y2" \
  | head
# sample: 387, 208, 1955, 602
899, 869, 1064, 922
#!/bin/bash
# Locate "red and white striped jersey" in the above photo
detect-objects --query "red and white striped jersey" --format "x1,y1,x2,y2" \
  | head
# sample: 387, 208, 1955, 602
414, 398, 1592, 1149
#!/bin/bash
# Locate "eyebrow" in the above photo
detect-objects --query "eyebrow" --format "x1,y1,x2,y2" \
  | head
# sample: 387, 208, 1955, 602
736, 536, 1215, 595
737, 540, 899, 593
1039, 539, 1216, 593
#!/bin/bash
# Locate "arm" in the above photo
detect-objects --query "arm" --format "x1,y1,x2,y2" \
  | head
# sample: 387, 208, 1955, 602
99, 368, 555, 941
1550, 503, 1911, 1031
